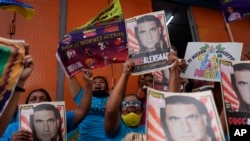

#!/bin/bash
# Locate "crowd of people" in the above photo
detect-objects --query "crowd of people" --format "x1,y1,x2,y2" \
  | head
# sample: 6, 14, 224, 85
1, 12, 243, 141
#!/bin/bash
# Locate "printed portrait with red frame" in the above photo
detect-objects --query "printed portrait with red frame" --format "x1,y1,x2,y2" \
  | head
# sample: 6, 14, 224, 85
19, 101, 66, 141
147, 87, 225, 141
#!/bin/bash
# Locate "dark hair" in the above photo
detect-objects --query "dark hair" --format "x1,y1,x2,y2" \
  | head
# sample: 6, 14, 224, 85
160, 95, 216, 141
25, 88, 52, 104
231, 63, 250, 112
30, 104, 63, 141
120, 94, 143, 111
134, 15, 169, 53
93, 76, 109, 92
143, 73, 153, 78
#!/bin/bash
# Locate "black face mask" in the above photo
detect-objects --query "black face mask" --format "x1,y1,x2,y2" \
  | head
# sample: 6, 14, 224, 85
92, 90, 109, 98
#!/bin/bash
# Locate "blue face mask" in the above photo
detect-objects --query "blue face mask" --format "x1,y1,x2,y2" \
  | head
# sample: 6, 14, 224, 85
92, 90, 109, 98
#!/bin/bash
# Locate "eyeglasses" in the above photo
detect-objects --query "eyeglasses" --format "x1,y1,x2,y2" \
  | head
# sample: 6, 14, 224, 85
121, 100, 141, 107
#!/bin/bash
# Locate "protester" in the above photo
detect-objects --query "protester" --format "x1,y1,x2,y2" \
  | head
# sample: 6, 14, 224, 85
67, 71, 110, 140
0, 45, 33, 136
136, 73, 153, 125
1, 71, 92, 140
105, 53, 184, 140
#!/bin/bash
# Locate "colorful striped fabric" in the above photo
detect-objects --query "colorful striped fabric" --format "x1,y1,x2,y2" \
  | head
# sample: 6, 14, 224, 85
0, 37, 25, 115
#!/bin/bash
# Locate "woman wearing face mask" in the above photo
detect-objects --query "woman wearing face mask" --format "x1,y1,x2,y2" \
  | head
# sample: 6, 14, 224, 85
67, 71, 110, 140
104, 56, 145, 141
104, 53, 185, 140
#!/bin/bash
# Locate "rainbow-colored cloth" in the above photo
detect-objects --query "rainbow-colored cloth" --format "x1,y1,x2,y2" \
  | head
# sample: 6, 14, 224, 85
0, 37, 25, 115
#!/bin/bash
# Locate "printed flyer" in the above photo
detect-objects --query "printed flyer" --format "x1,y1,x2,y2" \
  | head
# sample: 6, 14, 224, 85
19, 101, 67, 141
125, 10, 172, 75
56, 20, 128, 78
147, 87, 225, 141
220, 59, 250, 139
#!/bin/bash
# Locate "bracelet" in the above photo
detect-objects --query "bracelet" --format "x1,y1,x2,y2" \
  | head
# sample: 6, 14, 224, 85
15, 86, 25, 92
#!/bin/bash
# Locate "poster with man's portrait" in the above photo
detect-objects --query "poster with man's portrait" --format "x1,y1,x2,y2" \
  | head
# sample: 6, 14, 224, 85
125, 10, 172, 75
146, 87, 225, 141
220, 59, 250, 139
181, 42, 242, 82
19, 101, 66, 141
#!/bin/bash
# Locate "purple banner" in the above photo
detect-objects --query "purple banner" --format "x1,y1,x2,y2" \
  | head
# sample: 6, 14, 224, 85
56, 21, 128, 78
220, 0, 250, 22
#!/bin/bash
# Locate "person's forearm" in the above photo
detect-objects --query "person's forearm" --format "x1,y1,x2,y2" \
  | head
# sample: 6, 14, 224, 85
168, 70, 181, 92
67, 77, 82, 100
74, 82, 92, 125
105, 72, 130, 135
0, 91, 21, 136
106, 73, 129, 113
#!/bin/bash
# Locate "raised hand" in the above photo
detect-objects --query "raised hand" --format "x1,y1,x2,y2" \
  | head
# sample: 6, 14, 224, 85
82, 70, 93, 84
17, 44, 34, 87
122, 55, 134, 75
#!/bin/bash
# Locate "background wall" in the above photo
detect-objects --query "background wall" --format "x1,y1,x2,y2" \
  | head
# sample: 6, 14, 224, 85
0, 0, 60, 103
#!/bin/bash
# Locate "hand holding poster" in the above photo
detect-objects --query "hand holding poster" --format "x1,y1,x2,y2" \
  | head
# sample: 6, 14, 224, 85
147, 87, 225, 141
0, 37, 25, 115
220, 59, 250, 139
181, 42, 242, 82
19, 101, 66, 141
125, 10, 172, 75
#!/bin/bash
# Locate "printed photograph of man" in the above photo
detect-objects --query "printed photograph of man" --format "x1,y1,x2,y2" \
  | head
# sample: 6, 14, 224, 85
230, 62, 250, 113
30, 103, 64, 141
134, 14, 169, 54
160, 95, 216, 141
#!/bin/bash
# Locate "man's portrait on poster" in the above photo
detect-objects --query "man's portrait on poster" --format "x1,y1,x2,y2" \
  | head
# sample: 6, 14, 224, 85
231, 63, 250, 113
134, 14, 169, 55
160, 95, 216, 141
30, 103, 64, 141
